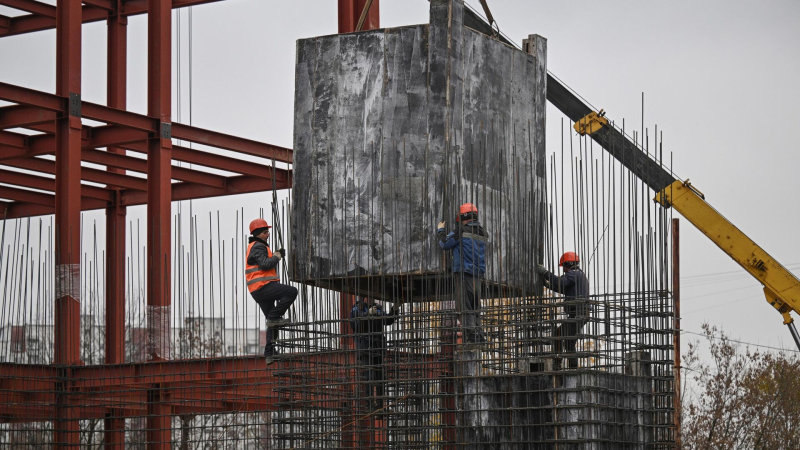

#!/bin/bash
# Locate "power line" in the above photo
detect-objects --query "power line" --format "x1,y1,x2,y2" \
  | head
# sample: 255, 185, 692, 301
681, 329, 800, 354
681, 263, 800, 281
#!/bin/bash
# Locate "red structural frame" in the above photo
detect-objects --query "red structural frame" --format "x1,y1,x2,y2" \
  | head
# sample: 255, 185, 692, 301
0, 1, 451, 449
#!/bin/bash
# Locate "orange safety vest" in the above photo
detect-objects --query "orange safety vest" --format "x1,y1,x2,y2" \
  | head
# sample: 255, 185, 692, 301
245, 242, 280, 293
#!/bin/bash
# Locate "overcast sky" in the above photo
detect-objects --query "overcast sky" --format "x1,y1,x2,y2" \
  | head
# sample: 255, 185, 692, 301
1, 0, 799, 357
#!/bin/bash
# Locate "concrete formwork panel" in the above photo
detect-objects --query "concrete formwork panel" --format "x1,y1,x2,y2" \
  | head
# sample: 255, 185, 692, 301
291, 0, 547, 300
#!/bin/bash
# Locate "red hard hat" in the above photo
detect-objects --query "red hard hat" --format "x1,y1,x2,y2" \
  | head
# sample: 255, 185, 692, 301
559, 252, 580, 266
457, 203, 478, 221
459, 203, 478, 215
249, 218, 271, 234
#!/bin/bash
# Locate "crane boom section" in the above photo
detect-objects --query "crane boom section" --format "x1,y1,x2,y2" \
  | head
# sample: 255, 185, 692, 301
655, 180, 800, 323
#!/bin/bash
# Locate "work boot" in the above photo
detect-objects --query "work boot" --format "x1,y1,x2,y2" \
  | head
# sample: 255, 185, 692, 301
264, 347, 279, 365
266, 317, 290, 327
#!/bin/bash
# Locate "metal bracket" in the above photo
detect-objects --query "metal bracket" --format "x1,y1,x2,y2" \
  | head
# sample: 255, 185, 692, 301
160, 122, 171, 139
68, 92, 81, 117
682, 179, 705, 200
573, 109, 608, 136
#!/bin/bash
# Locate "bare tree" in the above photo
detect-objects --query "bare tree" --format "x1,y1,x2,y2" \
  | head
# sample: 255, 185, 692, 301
682, 323, 800, 450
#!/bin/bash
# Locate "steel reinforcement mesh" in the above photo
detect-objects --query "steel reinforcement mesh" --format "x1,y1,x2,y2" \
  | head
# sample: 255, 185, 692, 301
0, 128, 677, 449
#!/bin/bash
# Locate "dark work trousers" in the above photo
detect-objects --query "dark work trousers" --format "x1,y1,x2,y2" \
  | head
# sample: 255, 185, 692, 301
251, 282, 298, 353
555, 305, 589, 369
357, 351, 386, 409
455, 273, 485, 343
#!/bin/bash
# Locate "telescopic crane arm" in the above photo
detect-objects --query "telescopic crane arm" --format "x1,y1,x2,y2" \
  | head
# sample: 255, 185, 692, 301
560, 90, 800, 351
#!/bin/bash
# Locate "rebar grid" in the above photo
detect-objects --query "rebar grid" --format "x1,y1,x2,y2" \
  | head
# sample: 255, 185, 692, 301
0, 119, 676, 448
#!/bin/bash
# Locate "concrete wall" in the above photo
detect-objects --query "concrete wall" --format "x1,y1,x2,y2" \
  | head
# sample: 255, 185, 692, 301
291, 0, 547, 295
455, 371, 655, 449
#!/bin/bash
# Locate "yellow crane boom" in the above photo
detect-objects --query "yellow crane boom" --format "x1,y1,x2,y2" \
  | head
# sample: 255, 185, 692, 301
654, 180, 800, 347
571, 113, 800, 350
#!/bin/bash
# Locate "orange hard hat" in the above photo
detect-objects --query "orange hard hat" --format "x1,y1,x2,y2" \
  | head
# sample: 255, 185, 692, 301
559, 252, 580, 266
456, 203, 478, 221
459, 203, 478, 215
249, 218, 271, 234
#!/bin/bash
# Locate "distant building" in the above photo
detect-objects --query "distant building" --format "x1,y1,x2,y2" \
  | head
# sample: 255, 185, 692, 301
1, 315, 265, 364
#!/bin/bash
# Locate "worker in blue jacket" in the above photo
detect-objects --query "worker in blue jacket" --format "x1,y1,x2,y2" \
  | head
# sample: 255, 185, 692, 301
536, 252, 589, 369
437, 202, 489, 345
349, 297, 396, 411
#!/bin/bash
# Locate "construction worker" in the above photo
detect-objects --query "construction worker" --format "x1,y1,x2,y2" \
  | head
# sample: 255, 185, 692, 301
536, 252, 589, 369
246, 218, 298, 364
436, 202, 488, 345
349, 297, 396, 411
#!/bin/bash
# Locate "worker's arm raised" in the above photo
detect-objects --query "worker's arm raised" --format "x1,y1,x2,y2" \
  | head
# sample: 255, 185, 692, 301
545, 272, 573, 295
247, 242, 281, 271
437, 223, 459, 250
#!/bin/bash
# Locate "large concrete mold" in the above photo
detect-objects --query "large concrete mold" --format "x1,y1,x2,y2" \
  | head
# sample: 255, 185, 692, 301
291, 0, 547, 300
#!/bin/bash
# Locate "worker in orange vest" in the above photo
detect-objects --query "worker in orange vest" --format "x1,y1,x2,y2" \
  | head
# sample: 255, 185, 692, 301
246, 218, 298, 364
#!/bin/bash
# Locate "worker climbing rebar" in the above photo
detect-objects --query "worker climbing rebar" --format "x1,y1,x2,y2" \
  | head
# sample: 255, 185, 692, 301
436, 203, 489, 346
246, 218, 298, 364
537, 252, 590, 370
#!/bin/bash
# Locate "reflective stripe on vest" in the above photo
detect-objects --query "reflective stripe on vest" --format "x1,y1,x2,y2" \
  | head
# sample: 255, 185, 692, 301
245, 241, 279, 293
461, 231, 488, 242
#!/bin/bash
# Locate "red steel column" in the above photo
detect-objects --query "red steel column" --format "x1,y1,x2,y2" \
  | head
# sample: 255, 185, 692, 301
672, 218, 682, 449
146, 0, 172, 447
337, 0, 380, 33
336, 0, 379, 347
54, 0, 82, 447
104, 3, 127, 448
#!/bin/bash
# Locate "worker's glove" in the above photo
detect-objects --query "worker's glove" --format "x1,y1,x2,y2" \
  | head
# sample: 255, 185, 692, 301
535, 264, 548, 275
542, 278, 551, 289
368, 306, 379, 316
276, 248, 285, 259
437, 221, 446, 230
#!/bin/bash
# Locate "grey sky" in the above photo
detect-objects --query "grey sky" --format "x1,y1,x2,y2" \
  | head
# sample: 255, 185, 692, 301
1, 0, 798, 356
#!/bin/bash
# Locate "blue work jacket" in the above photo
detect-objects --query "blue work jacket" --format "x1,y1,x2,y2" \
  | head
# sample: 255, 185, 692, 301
437, 221, 488, 277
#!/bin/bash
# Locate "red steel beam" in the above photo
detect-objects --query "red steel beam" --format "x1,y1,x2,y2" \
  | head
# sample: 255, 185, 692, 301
0, 184, 107, 210
0, 167, 113, 201
0, 200, 54, 218
1, 127, 278, 186
0, 352, 446, 422
170, 144, 278, 178
171, 123, 293, 163
3, 157, 149, 191
0, 105, 56, 129
0, 141, 273, 190
0, 170, 290, 219
0, 129, 28, 148
82, 148, 227, 188
89, 124, 147, 148
0, 0, 226, 37
82, 0, 115, 11
120, 173, 291, 206
0, 81, 64, 111
0, 0, 57, 18
121, 141, 282, 179
0, 82, 291, 162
